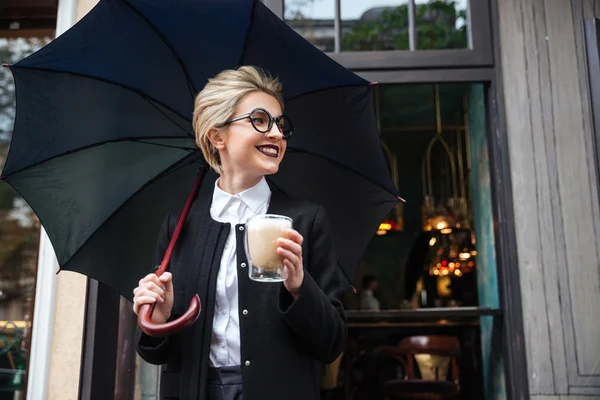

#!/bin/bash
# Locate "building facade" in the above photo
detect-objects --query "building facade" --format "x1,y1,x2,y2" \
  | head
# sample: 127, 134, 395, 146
0, 0, 599, 399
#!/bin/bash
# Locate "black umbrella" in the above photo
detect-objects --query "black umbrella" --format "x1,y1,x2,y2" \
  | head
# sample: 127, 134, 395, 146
2, 0, 400, 335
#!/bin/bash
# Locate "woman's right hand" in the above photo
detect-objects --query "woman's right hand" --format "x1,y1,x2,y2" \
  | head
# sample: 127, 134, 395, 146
133, 272, 174, 324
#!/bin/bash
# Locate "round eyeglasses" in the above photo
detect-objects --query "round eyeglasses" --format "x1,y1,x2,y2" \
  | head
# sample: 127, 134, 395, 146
223, 108, 293, 139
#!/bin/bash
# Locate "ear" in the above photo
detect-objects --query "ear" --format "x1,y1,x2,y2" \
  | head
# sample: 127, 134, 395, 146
207, 127, 225, 150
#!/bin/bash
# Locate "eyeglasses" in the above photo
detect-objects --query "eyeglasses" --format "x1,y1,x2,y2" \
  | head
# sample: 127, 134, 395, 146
223, 108, 293, 139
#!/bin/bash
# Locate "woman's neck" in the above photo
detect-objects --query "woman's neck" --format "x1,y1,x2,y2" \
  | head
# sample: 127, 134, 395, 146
217, 173, 262, 195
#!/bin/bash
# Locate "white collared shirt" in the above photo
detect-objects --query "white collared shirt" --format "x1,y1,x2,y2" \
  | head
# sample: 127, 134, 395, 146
209, 177, 271, 367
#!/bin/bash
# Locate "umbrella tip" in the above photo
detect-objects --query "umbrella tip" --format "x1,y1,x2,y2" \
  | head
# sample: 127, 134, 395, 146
398, 196, 406, 203
351, 285, 357, 293
369, 81, 378, 86
2, 63, 10, 68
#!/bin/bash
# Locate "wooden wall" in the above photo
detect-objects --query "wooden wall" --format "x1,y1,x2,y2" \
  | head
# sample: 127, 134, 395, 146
497, 0, 600, 397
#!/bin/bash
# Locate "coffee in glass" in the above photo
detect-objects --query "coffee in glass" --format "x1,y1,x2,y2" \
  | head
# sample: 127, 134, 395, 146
245, 214, 293, 282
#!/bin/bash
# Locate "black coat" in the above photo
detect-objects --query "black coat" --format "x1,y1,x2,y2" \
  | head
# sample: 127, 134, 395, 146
136, 188, 348, 400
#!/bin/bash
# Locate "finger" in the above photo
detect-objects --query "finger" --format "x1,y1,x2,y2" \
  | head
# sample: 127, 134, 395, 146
133, 299, 150, 315
159, 272, 173, 293
281, 263, 289, 280
140, 273, 165, 291
277, 248, 301, 271
134, 296, 159, 307
140, 272, 158, 284
144, 282, 165, 298
138, 289, 164, 303
286, 229, 304, 245
277, 238, 302, 256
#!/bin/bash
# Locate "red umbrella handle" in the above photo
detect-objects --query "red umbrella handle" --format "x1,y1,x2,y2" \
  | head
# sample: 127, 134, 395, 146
138, 164, 208, 337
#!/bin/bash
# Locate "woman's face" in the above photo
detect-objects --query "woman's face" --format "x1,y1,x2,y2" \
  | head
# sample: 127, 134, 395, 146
214, 91, 287, 179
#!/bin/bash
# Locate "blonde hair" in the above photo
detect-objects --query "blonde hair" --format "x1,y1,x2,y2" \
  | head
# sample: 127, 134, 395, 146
193, 66, 284, 173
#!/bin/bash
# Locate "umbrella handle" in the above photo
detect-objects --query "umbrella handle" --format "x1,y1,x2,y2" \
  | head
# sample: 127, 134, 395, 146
138, 295, 201, 336
138, 164, 208, 337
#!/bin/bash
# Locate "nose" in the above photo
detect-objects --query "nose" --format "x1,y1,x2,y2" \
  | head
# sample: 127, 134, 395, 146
265, 121, 283, 140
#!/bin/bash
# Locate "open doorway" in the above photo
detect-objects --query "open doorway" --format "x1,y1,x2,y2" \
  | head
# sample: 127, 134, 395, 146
338, 82, 502, 400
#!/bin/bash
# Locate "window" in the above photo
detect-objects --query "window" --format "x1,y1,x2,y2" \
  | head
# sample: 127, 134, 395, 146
0, 36, 50, 399
268, 0, 493, 69
284, 0, 469, 52
343, 82, 495, 311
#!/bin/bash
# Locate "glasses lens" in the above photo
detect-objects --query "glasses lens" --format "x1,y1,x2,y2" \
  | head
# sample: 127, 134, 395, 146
277, 116, 293, 139
250, 109, 271, 133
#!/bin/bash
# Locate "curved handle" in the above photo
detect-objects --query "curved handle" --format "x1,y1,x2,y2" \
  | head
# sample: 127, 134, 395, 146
138, 294, 201, 337
137, 164, 208, 337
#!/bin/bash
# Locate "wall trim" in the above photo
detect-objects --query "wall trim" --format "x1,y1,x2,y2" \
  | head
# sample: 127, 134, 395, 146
25, 1, 77, 398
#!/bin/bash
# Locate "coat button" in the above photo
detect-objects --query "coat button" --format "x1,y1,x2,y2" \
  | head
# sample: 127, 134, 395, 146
245, 360, 251, 366
239, 226, 245, 231
242, 309, 248, 315
240, 262, 247, 268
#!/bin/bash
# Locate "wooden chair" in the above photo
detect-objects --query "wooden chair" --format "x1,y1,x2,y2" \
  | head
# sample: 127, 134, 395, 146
376, 335, 461, 400
342, 336, 366, 399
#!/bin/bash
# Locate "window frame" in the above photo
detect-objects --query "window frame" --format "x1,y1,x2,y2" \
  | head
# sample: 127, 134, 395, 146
264, 0, 493, 70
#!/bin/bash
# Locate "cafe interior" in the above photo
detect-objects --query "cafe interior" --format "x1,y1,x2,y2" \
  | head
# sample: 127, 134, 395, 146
321, 82, 501, 400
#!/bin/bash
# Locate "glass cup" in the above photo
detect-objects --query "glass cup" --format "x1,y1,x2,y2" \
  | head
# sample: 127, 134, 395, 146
245, 214, 293, 282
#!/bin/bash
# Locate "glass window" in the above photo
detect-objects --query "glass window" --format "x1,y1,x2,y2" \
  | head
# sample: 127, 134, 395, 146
0, 37, 50, 399
284, 0, 469, 52
344, 82, 493, 310
340, 83, 499, 399
413, 0, 468, 50
284, 0, 336, 52
341, 1, 410, 51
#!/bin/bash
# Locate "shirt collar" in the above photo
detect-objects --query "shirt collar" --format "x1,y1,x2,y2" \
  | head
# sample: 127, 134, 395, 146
212, 177, 271, 217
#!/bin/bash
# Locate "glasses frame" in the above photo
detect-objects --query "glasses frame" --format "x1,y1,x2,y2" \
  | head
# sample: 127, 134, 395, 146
224, 108, 294, 139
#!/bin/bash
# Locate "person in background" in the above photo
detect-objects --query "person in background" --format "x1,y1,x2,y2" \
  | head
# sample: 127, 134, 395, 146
359, 274, 380, 311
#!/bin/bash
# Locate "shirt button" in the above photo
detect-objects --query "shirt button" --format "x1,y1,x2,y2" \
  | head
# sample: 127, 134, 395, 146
242, 309, 248, 315
245, 360, 251, 366
240, 263, 247, 268
239, 226, 245, 231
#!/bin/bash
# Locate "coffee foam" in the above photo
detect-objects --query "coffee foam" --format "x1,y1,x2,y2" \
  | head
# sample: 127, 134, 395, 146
246, 217, 292, 271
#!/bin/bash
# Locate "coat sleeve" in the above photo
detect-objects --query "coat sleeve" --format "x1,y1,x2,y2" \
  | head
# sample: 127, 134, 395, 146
135, 212, 174, 365
278, 205, 348, 364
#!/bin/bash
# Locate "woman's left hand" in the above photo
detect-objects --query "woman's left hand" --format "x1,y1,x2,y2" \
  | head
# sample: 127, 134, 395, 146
277, 229, 304, 299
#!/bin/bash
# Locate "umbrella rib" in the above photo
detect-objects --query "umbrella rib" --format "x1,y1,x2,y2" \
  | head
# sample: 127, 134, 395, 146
7, 152, 203, 269
121, 0, 198, 98
132, 139, 197, 151
1, 136, 194, 178
285, 147, 401, 200
238, 0, 259, 67
61, 152, 203, 266
285, 82, 371, 103
11, 65, 195, 136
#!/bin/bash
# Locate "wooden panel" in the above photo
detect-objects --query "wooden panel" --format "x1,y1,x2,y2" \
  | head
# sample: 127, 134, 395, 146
498, 0, 600, 395
567, 0, 600, 387
546, 0, 600, 383
497, 0, 556, 394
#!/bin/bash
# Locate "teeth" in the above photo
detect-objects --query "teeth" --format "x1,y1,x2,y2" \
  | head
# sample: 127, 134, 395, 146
259, 147, 278, 156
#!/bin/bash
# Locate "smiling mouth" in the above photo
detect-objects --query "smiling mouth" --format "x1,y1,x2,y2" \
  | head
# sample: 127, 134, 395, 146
256, 145, 279, 158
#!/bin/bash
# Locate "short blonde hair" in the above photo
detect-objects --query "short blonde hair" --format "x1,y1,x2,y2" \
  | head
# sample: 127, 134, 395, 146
193, 66, 284, 173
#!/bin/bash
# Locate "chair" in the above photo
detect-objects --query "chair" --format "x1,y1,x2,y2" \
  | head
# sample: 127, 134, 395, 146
376, 335, 461, 400
342, 336, 365, 399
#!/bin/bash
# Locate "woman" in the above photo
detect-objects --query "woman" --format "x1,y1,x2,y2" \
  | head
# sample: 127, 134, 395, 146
133, 66, 347, 400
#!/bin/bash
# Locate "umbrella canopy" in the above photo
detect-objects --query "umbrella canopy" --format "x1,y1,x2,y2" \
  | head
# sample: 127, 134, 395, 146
3, 0, 400, 299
